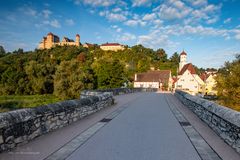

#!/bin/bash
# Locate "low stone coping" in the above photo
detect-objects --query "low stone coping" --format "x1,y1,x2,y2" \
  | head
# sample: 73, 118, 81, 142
177, 90, 240, 127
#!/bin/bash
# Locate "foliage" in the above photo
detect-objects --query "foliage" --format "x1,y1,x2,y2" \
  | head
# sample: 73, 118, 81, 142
92, 58, 126, 89
54, 59, 94, 99
0, 94, 60, 112
0, 45, 200, 102
215, 55, 240, 110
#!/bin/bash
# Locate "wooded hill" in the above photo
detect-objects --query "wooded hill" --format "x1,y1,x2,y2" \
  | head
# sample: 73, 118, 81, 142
0, 45, 194, 99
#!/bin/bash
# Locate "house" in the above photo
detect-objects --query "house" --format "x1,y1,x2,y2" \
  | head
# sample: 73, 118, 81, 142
201, 73, 217, 95
134, 70, 172, 90
38, 32, 80, 49
100, 43, 125, 51
83, 43, 94, 48
175, 51, 205, 95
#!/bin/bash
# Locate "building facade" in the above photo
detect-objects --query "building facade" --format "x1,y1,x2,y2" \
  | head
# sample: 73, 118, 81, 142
100, 43, 125, 51
38, 32, 80, 49
134, 70, 172, 90
175, 51, 205, 95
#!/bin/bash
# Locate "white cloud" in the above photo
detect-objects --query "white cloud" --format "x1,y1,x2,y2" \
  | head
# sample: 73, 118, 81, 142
155, 1, 192, 20
42, 9, 52, 18
107, 13, 127, 21
65, 19, 75, 26
43, 19, 61, 28
188, 0, 208, 7
99, 11, 127, 21
124, 19, 146, 27
20, 6, 37, 17
117, 33, 136, 41
124, 20, 139, 26
112, 8, 122, 12
206, 17, 219, 24
75, 0, 115, 7
137, 30, 177, 49
203, 4, 222, 13
116, 28, 122, 32
132, 0, 152, 7
224, 18, 232, 24
111, 25, 122, 32
142, 13, 156, 21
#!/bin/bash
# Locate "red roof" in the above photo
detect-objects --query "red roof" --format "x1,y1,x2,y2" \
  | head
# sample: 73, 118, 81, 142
180, 50, 187, 56
76, 34, 80, 37
179, 63, 196, 75
172, 77, 179, 84
101, 43, 122, 46
135, 70, 171, 83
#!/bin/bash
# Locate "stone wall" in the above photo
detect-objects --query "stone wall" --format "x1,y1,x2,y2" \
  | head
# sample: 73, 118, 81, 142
0, 92, 113, 152
0, 88, 156, 152
175, 90, 240, 153
81, 88, 157, 97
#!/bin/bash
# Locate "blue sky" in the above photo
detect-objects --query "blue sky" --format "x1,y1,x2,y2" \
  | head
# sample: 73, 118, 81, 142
0, 0, 240, 68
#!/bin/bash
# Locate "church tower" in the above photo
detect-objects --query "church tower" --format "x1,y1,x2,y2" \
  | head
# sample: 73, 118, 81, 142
179, 50, 187, 71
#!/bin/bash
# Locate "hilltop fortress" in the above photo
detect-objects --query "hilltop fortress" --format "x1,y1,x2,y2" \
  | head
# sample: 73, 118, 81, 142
38, 32, 80, 49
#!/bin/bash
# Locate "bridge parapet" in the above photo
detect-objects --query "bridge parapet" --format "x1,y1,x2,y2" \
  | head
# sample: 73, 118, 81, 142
175, 90, 240, 153
0, 91, 114, 152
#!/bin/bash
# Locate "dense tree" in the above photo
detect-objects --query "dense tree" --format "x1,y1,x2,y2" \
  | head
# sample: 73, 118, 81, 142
170, 52, 179, 64
215, 55, 240, 109
54, 60, 94, 99
92, 58, 126, 89
0, 45, 217, 100
156, 48, 168, 62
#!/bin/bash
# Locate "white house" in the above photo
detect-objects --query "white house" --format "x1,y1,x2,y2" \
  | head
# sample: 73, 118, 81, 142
175, 51, 205, 95
134, 70, 172, 90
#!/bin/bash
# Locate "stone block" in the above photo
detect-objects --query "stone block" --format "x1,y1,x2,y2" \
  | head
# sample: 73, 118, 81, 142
0, 135, 3, 144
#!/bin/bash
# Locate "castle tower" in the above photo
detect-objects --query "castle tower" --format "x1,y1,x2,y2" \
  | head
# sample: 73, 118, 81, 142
179, 50, 187, 71
76, 34, 80, 46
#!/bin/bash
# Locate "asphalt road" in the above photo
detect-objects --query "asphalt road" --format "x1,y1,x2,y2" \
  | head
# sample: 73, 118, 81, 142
67, 93, 201, 160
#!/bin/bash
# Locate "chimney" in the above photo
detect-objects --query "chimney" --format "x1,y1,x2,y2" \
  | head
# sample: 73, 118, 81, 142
134, 74, 137, 81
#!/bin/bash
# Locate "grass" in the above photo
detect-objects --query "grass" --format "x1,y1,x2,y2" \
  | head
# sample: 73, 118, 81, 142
0, 94, 61, 113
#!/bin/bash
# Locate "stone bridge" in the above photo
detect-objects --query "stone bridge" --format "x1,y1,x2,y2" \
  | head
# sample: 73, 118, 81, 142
0, 89, 239, 160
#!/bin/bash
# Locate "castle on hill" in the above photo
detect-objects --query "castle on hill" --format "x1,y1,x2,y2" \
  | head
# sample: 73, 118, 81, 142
38, 32, 80, 49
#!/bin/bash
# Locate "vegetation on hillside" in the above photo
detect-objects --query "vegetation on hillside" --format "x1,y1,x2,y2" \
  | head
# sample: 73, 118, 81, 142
215, 55, 240, 110
0, 45, 180, 100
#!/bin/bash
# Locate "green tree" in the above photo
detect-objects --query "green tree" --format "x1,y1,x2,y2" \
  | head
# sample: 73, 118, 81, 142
54, 60, 94, 99
25, 61, 55, 94
215, 55, 240, 110
156, 48, 168, 62
170, 52, 179, 64
93, 58, 126, 89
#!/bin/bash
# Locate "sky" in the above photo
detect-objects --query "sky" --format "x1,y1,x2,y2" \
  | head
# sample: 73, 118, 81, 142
0, 0, 240, 68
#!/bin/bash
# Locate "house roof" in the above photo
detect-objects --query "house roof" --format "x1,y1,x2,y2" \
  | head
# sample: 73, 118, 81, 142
172, 77, 179, 84
179, 63, 196, 75
101, 43, 122, 46
180, 50, 187, 56
135, 70, 171, 83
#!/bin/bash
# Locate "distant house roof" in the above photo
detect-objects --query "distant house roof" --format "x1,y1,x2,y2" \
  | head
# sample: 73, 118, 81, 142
101, 43, 122, 46
179, 63, 196, 75
172, 77, 179, 84
200, 73, 208, 81
180, 50, 187, 56
135, 70, 171, 83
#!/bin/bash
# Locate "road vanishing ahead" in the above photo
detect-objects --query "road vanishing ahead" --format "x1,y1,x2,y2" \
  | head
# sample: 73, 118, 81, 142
66, 93, 201, 160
